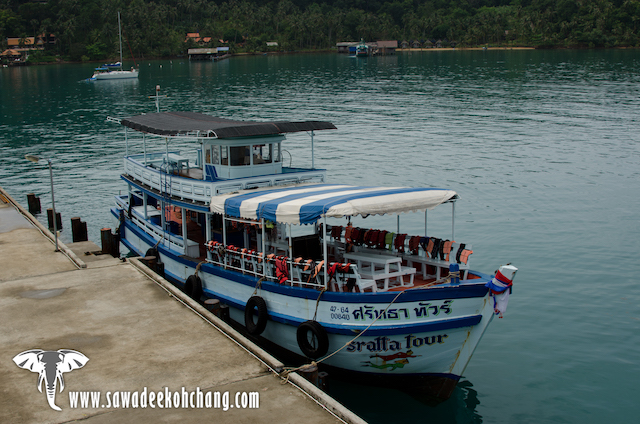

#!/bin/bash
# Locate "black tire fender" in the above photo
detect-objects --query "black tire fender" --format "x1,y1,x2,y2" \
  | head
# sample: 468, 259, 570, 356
244, 296, 268, 335
296, 320, 329, 359
185, 274, 202, 300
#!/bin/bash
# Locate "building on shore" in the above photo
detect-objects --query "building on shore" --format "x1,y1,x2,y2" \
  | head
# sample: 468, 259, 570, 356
336, 40, 397, 55
188, 47, 230, 61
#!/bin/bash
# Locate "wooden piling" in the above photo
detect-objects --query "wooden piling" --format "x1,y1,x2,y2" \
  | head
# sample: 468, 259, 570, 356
71, 217, 88, 242
219, 304, 230, 323
26, 193, 41, 214
101, 228, 112, 255
317, 371, 329, 393
297, 364, 319, 386
47, 208, 62, 230
204, 298, 221, 315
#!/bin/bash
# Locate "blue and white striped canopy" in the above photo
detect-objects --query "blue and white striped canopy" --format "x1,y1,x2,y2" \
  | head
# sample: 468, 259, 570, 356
209, 184, 457, 225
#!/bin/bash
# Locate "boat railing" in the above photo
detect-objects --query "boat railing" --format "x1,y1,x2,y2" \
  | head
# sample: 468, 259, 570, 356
323, 224, 474, 280
124, 155, 327, 200
116, 196, 191, 253
203, 241, 371, 292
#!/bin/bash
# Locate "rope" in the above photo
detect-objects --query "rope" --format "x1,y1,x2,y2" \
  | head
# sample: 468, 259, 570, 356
194, 260, 206, 278
280, 361, 318, 385
312, 287, 327, 321
251, 276, 266, 297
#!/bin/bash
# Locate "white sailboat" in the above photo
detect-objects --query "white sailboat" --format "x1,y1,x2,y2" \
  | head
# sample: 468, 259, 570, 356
91, 12, 138, 80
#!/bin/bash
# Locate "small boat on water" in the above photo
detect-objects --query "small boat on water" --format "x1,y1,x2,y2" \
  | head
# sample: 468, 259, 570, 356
108, 109, 517, 401
91, 12, 138, 81
355, 39, 369, 57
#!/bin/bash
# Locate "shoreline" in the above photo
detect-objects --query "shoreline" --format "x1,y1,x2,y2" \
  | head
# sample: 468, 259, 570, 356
6, 45, 639, 67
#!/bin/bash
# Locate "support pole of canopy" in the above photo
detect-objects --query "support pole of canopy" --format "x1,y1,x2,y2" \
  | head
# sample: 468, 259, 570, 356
143, 192, 148, 220
160, 199, 165, 241
261, 218, 266, 278
311, 130, 315, 169
165, 137, 169, 164
222, 214, 227, 267
205, 213, 212, 261
182, 207, 188, 255
425, 210, 428, 237
452, 201, 455, 240
125, 127, 128, 157
143, 133, 146, 164
323, 215, 328, 289
397, 215, 400, 234
288, 223, 293, 284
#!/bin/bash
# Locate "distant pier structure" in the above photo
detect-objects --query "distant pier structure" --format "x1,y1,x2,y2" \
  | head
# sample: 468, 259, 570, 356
188, 47, 230, 61
336, 40, 397, 56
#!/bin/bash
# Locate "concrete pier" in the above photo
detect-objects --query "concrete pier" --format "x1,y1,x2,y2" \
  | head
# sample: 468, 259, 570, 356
0, 187, 365, 424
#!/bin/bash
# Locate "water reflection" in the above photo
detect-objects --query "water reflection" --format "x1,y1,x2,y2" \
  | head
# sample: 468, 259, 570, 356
330, 377, 482, 424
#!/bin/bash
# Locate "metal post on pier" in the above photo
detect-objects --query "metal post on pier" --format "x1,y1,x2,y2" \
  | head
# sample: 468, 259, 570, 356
25, 155, 59, 252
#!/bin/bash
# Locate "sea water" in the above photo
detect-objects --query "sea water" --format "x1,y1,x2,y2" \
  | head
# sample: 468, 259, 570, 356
1, 50, 639, 423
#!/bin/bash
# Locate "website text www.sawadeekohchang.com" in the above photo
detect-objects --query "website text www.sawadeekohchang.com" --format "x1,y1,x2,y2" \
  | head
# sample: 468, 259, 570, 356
68, 387, 259, 411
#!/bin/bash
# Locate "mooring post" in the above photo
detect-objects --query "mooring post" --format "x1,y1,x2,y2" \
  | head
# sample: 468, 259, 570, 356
317, 371, 329, 393
101, 228, 112, 255
47, 208, 62, 230
71, 217, 88, 242
26, 193, 41, 214
204, 298, 221, 315
219, 304, 230, 323
297, 364, 319, 386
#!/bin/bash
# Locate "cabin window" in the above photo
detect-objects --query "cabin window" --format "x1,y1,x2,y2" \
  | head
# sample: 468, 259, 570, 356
221, 146, 228, 165
210, 146, 219, 164
252, 144, 273, 164
230, 146, 250, 166
274, 143, 281, 163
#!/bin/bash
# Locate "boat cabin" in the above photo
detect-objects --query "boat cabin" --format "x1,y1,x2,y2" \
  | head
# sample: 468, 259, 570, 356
202, 136, 283, 180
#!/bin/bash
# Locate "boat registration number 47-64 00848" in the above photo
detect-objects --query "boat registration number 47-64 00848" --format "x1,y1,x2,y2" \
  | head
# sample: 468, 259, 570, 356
329, 306, 350, 320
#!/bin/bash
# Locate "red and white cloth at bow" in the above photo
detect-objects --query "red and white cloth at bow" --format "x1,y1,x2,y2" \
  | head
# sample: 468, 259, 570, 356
485, 265, 518, 318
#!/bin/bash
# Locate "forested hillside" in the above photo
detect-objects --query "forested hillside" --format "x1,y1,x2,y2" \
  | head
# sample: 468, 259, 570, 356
2, 0, 639, 61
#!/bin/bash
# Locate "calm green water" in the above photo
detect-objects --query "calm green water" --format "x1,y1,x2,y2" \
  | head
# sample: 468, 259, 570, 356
1, 50, 639, 423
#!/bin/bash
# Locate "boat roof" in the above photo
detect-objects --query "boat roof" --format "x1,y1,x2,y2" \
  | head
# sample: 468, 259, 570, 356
119, 112, 336, 138
210, 184, 458, 225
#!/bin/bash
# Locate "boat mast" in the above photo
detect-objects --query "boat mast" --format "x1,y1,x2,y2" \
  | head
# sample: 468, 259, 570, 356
118, 11, 123, 70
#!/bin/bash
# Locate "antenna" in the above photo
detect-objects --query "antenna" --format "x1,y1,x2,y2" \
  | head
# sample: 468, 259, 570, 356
148, 85, 167, 112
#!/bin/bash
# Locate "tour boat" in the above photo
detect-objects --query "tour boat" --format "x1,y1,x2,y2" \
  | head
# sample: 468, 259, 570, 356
109, 110, 517, 401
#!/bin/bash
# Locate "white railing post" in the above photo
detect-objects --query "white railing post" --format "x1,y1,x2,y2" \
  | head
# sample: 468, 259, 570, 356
323, 215, 328, 289
288, 223, 293, 285
261, 218, 266, 278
